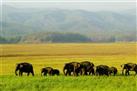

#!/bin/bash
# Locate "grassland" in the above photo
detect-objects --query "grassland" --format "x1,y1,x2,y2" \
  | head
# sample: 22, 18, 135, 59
0, 43, 137, 91
1, 76, 136, 91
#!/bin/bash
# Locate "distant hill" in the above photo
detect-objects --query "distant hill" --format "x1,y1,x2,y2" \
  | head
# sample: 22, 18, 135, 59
1, 5, 136, 43
20, 32, 91, 43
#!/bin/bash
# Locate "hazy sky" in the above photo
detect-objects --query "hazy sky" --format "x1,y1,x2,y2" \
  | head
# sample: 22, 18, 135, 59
2, 0, 136, 12
2, 0, 136, 2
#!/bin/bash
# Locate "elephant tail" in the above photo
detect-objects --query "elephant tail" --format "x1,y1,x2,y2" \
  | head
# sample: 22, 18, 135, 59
15, 69, 18, 76
121, 64, 124, 67
31, 67, 35, 76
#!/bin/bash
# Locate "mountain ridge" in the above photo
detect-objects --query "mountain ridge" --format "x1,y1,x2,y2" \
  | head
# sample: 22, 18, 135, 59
1, 5, 136, 43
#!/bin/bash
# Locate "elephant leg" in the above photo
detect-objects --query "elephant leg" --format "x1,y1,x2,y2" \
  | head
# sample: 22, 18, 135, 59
73, 70, 76, 76
135, 71, 137, 76
98, 72, 101, 76
125, 70, 129, 76
74, 70, 78, 76
107, 72, 109, 76
113, 73, 115, 76
73, 71, 75, 76
114, 71, 117, 76
43, 72, 47, 76
80, 69, 84, 76
126, 69, 130, 76
76, 69, 80, 76
19, 71, 21, 76
76, 71, 79, 76
80, 70, 82, 75
31, 71, 34, 76
65, 70, 68, 76
65, 71, 67, 76
64, 70, 67, 76
27, 72, 30, 76
89, 71, 91, 75
127, 71, 130, 75
20, 72, 23, 76
66, 70, 69, 76
68, 71, 71, 76
89, 69, 95, 75
92, 69, 95, 75
57, 73, 59, 76
95, 71, 98, 76
85, 71, 87, 75
122, 69, 124, 75
49, 71, 53, 76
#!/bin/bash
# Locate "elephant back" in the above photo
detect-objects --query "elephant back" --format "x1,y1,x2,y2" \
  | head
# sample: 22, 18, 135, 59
124, 63, 136, 70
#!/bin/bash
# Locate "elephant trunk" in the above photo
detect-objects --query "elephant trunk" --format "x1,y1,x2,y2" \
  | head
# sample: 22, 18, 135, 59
41, 72, 43, 76
15, 68, 18, 76
41, 69, 44, 76
121, 64, 124, 75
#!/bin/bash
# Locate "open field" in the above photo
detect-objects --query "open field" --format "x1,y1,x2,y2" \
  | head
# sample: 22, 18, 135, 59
0, 43, 136, 75
0, 43, 137, 91
0, 76, 136, 91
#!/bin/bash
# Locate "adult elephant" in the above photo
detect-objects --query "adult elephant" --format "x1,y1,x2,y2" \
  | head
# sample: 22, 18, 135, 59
63, 62, 81, 76
41, 67, 53, 76
96, 65, 109, 76
121, 63, 137, 75
109, 67, 118, 76
134, 65, 137, 76
80, 61, 95, 75
15, 62, 34, 76
63, 62, 73, 76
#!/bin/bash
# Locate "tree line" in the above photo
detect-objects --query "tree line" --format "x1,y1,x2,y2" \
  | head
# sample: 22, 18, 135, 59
0, 32, 136, 44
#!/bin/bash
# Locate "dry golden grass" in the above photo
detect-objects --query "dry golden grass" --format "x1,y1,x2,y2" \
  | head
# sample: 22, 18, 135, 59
0, 43, 136, 75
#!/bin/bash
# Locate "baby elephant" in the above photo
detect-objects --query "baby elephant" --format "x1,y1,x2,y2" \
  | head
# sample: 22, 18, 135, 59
109, 67, 118, 76
96, 65, 110, 76
41, 67, 53, 76
41, 67, 60, 76
52, 69, 60, 76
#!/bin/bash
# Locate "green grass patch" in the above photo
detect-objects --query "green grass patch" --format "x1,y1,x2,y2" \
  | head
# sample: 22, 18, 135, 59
0, 75, 136, 91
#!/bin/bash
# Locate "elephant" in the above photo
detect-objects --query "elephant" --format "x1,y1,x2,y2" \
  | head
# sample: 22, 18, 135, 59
133, 65, 137, 76
121, 63, 137, 75
15, 62, 34, 76
109, 67, 118, 76
63, 62, 81, 76
63, 62, 74, 76
80, 61, 95, 75
52, 69, 60, 76
41, 67, 53, 76
96, 65, 109, 76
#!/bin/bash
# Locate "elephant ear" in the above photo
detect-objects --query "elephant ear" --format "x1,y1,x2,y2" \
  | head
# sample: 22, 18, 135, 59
20, 64, 23, 68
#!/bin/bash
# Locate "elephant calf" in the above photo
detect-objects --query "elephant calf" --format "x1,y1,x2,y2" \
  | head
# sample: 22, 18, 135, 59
121, 63, 137, 76
63, 62, 74, 76
63, 62, 81, 76
41, 67, 53, 76
15, 62, 34, 76
80, 61, 95, 75
109, 67, 118, 76
41, 67, 60, 76
52, 69, 60, 76
96, 65, 109, 76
